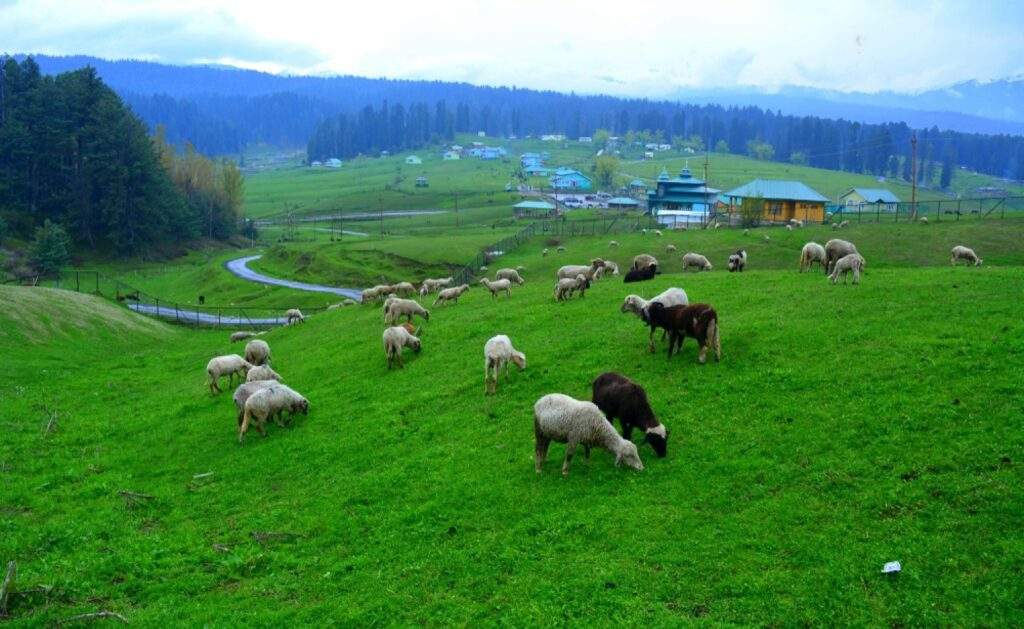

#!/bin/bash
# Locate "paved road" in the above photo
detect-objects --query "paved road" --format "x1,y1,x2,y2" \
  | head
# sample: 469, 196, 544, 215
128, 303, 288, 326
224, 255, 364, 300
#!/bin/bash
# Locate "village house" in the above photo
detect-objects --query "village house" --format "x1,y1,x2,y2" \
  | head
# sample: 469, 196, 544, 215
513, 200, 558, 218
839, 187, 900, 211
724, 179, 829, 223
442, 150, 460, 160
405, 155, 422, 165
549, 167, 592, 190
325, 158, 342, 168
647, 167, 720, 227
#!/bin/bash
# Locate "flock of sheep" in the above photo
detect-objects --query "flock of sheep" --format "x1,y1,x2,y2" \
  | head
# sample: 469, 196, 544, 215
201, 228, 985, 471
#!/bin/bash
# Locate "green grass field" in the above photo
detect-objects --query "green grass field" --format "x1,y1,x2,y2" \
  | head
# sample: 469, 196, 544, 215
4, 221, 1024, 624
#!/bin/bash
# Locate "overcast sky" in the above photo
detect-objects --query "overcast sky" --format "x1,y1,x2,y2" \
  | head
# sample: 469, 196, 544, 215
2, 0, 1022, 95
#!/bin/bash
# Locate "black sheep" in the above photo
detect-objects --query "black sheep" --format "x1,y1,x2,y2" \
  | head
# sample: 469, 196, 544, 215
623, 264, 657, 283
591, 372, 668, 457
645, 302, 721, 363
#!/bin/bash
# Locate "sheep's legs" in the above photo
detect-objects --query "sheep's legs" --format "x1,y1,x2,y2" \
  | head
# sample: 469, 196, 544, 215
562, 442, 577, 476
534, 436, 551, 473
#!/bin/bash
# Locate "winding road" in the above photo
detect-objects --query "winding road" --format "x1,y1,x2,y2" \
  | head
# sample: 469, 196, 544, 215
224, 255, 364, 300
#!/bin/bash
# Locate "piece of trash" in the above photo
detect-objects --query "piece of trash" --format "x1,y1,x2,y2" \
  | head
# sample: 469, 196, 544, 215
882, 561, 901, 574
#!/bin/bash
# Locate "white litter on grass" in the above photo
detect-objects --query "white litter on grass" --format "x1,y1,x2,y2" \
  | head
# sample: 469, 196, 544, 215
882, 561, 902, 574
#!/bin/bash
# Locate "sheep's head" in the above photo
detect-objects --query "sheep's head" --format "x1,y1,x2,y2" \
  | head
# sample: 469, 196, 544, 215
620, 295, 641, 314
292, 398, 309, 415
511, 351, 526, 370
703, 261, 712, 271
478, 278, 489, 286
241, 360, 253, 373
409, 337, 422, 353
976, 258, 983, 266
645, 424, 668, 458
615, 441, 644, 471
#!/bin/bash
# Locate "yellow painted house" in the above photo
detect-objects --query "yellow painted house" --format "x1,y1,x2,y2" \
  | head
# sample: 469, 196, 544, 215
724, 179, 829, 223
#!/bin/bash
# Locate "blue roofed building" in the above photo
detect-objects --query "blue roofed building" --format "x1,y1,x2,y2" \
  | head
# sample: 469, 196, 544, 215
646, 167, 720, 227
723, 179, 829, 223
839, 188, 900, 211
549, 167, 592, 190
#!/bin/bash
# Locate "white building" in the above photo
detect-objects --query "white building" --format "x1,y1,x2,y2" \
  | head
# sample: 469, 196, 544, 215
443, 151, 460, 160
405, 155, 422, 165
325, 158, 342, 168
578, 136, 593, 143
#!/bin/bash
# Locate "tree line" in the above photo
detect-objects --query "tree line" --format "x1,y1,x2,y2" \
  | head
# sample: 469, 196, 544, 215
0, 56, 243, 269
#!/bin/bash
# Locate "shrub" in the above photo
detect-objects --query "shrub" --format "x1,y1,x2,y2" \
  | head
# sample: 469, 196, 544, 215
31, 219, 71, 277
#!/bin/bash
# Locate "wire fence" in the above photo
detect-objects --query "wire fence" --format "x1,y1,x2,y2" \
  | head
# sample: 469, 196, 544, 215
49, 270, 325, 329
825, 196, 1024, 224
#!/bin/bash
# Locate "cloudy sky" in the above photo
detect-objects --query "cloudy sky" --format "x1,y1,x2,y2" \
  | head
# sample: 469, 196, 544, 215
2, 0, 1022, 95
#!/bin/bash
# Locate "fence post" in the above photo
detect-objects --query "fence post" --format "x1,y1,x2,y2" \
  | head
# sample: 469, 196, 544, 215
75, 271, 80, 292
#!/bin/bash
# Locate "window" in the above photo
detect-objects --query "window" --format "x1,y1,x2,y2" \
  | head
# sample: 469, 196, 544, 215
769, 202, 783, 216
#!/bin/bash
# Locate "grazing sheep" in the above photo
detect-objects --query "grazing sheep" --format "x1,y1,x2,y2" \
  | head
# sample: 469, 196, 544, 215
495, 268, 525, 284
621, 287, 689, 352
362, 286, 382, 302
654, 229, 663, 236
829, 252, 866, 285
666, 244, 677, 253
244, 339, 271, 366
542, 248, 549, 257
743, 229, 749, 236
478, 277, 513, 298
919, 216, 929, 224
713, 222, 721, 230
632, 254, 658, 271
533, 393, 644, 476
246, 364, 282, 383
392, 281, 416, 296
285, 308, 305, 324
824, 239, 859, 275
799, 242, 827, 272
239, 383, 309, 443
951, 245, 982, 266
839, 220, 850, 229
831, 223, 839, 230
232, 380, 275, 426
641, 228, 648, 234
602, 261, 620, 276
479, 266, 488, 272
383, 325, 422, 369
384, 298, 430, 325
483, 334, 526, 394
789, 218, 804, 228
418, 277, 454, 296
609, 240, 620, 248
557, 258, 605, 280
623, 265, 657, 283
591, 372, 668, 458
556, 245, 567, 252
327, 303, 342, 311
786, 224, 793, 231
230, 331, 257, 343
681, 252, 713, 272
206, 355, 253, 394
727, 249, 747, 272
645, 302, 721, 363
433, 284, 470, 306
554, 274, 590, 300
763, 234, 770, 242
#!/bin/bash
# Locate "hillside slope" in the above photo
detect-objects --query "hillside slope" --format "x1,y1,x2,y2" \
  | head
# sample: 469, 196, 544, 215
3, 235, 1023, 624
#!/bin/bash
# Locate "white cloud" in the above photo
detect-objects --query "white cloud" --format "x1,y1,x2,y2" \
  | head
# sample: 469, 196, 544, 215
1, 0, 1022, 94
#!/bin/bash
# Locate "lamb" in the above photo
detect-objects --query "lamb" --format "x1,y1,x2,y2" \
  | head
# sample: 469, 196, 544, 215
483, 334, 526, 394
609, 240, 620, 248
372, 284, 397, 301
727, 249, 747, 272
602, 261, 620, 276
244, 339, 271, 366
542, 248, 549, 257
433, 284, 470, 306
653, 229, 663, 236
557, 258, 604, 280
665, 244, 677, 253
392, 281, 416, 296
645, 302, 721, 363
919, 216, 929, 224
362, 286, 382, 302
789, 218, 804, 228
799, 242, 827, 272
621, 287, 690, 352
285, 308, 305, 324
238, 383, 309, 443
632, 253, 658, 271
951, 245, 982, 266
478, 277, 513, 298
495, 268, 525, 284
556, 245, 566, 252
623, 265, 657, 283
232, 380, 275, 426
829, 252, 866, 285
591, 372, 668, 457
824, 238, 859, 275
533, 393, 644, 476
681, 252, 713, 272
382, 325, 422, 369
418, 277, 454, 296
384, 297, 430, 325
245, 364, 282, 383
554, 274, 590, 300
786, 224, 793, 231
206, 354, 252, 394
839, 220, 850, 228
230, 331, 257, 343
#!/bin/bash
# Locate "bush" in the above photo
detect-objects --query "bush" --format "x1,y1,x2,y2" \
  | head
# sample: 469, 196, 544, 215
31, 219, 71, 277
739, 196, 764, 228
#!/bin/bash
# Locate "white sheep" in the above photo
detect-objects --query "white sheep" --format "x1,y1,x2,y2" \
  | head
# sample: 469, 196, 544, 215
383, 325, 421, 369
799, 242, 827, 272
495, 268, 525, 284
727, 249, 747, 272
557, 258, 604, 280
542, 248, 549, 257
654, 229, 663, 236
392, 281, 416, 296
665, 244, 677, 253
556, 245, 566, 252
824, 239, 859, 275
632, 254, 658, 271
285, 308, 305, 324
609, 240, 619, 248
244, 339, 271, 366
483, 334, 526, 395
229, 331, 257, 343
839, 220, 850, 228
384, 297, 430, 325
951, 245, 982, 266
478, 277, 513, 298
620, 287, 689, 352
239, 383, 309, 443
206, 354, 252, 394
919, 216, 929, 224
592, 260, 620, 280
433, 284, 470, 306
533, 393, 644, 476
232, 380, 275, 426
246, 364, 282, 383
786, 224, 793, 231
829, 253, 866, 285
681, 252, 712, 272
362, 286, 382, 302
554, 274, 590, 301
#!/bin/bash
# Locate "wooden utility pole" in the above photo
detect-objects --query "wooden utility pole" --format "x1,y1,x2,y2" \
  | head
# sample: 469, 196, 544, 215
378, 194, 384, 239
910, 133, 918, 219
454, 191, 459, 228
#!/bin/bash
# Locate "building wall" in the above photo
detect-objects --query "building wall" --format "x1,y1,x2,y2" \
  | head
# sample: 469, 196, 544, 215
759, 200, 825, 222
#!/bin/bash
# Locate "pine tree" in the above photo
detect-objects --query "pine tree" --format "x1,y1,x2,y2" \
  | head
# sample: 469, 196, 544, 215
31, 219, 70, 276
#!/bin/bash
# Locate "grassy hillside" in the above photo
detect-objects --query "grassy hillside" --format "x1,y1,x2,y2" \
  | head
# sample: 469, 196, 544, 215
3, 222, 1023, 624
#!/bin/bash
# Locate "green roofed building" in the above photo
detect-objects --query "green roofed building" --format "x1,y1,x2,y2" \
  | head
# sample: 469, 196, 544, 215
513, 200, 558, 218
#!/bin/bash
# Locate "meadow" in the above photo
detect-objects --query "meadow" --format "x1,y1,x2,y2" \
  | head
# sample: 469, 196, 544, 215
3, 219, 1023, 625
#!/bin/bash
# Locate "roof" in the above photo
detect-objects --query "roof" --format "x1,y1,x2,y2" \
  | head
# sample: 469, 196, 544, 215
607, 197, 639, 205
724, 179, 829, 202
513, 200, 556, 210
843, 188, 900, 203
629, 179, 647, 187
551, 168, 592, 181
